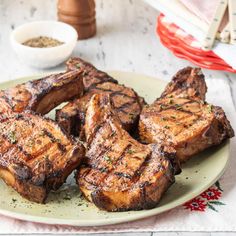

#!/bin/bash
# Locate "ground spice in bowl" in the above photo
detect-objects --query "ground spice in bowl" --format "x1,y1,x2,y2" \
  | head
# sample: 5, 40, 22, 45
22, 36, 64, 48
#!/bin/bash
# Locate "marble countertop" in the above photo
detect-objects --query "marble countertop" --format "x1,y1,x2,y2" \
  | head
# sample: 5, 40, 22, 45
0, 0, 235, 235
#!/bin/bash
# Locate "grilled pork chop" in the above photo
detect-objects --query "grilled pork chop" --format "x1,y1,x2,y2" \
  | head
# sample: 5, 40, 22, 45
0, 70, 84, 116
77, 94, 177, 212
0, 112, 85, 203
56, 82, 145, 136
139, 67, 234, 162
56, 57, 146, 136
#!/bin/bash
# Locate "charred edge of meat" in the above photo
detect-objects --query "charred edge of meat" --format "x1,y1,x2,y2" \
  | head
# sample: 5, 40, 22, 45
66, 57, 118, 90
154, 144, 181, 175
2, 70, 84, 114
213, 106, 234, 138
161, 67, 207, 100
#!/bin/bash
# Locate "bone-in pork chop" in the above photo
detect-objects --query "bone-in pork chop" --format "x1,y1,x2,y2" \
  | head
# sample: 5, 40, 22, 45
77, 94, 177, 211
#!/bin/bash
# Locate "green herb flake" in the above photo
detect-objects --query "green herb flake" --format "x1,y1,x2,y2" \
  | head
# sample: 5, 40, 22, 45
161, 117, 167, 121
76, 63, 81, 69
169, 99, 174, 104
8, 131, 17, 144
175, 104, 182, 110
171, 115, 176, 119
39, 130, 45, 137
207, 104, 213, 113
129, 113, 135, 119
160, 104, 166, 110
100, 167, 108, 173
55, 138, 61, 143
127, 149, 134, 154
12, 198, 17, 203
164, 125, 170, 129
26, 138, 35, 147
104, 155, 112, 164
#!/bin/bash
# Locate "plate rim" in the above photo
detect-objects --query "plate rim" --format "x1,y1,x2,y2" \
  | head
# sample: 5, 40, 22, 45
0, 71, 230, 226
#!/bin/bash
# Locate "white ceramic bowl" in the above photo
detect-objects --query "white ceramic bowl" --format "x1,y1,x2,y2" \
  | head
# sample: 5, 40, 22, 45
10, 21, 78, 69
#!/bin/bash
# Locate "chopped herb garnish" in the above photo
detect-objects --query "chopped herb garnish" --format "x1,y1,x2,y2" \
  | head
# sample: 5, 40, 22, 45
175, 104, 182, 110
127, 149, 134, 154
26, 138, 35, 147
111, 131, 116, 137
164, 125, 170, 129
12, 198, 17, 203
55, 138, 61, 143
76, 63, 81, 68
168, 95, 173, 98
104, 155, 112, 164
100, 167, 108, 173
39, 130, 45, 137
207, 104, 213, 113
160, 104, 166, 110
169, 99, 174, 104
161, 117, 167, 121
171, 115, 176, 119
8, 131, 17, 144
129, 113, 135, 119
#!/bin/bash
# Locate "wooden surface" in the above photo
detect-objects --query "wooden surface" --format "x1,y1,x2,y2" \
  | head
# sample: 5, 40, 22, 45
0, 0, 236, 235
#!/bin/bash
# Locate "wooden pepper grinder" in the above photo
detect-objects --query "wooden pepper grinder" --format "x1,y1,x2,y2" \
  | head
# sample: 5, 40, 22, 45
57, 0, 96, 39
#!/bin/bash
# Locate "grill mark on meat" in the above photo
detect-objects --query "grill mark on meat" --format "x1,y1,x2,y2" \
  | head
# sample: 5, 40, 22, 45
100, 144, 132, 188
66, 57, 118, 91
3, 114, 67, 155
113, 100, 139, 112
114, 172, 132, 179
86, 122, 107, 149
42, 129, 66, 153
88, 128, 119, 169
86, 78, 117, 91
88, 87, 141, 115
0, 126, 60, 163
80, 130, 120, 180
132, 151, 152, 184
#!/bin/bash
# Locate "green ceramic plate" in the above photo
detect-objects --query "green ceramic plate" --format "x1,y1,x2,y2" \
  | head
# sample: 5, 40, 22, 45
0, 71, 230, 226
